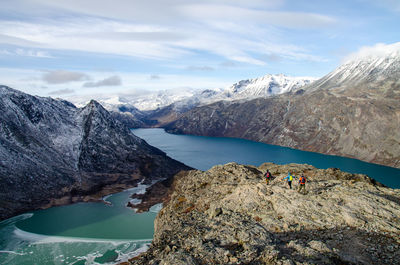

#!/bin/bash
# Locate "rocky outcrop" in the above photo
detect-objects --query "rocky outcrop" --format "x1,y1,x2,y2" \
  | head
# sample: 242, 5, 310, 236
0, 86, 189, 220
130, 162, 400, 265
129, 177, 174, 213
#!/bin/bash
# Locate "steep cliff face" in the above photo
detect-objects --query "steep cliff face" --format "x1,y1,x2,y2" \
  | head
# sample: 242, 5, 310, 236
0, 86, 189, 220
165, 52, 400, 168
130, 163, 400, 265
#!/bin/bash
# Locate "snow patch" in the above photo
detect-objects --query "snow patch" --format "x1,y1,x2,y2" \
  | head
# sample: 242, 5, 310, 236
343, 42, 400, 64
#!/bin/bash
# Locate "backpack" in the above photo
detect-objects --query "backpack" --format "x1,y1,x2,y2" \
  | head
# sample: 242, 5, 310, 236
300, 176, 306, 184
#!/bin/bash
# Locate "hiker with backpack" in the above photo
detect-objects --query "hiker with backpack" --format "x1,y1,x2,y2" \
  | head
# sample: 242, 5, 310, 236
283, 172, 294, 189
264, 170, 272, 185
298, 175, 307, 194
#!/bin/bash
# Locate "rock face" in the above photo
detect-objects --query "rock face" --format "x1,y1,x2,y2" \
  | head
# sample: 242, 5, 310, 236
0, 86, 189, 220
164, 52, 400, 168
130, 162, 400, 265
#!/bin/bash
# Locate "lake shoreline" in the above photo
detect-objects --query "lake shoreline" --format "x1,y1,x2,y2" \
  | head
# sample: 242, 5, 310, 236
132, 128, 400, 189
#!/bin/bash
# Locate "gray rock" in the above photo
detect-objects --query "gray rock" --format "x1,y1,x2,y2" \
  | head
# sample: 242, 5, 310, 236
130, 163, 400, 265
0, 86, 190, 220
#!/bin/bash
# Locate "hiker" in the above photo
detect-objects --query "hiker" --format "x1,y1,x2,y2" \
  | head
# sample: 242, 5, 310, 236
264, 170, 272, 185
283, 172, 294, 189
298, 175, 307, 194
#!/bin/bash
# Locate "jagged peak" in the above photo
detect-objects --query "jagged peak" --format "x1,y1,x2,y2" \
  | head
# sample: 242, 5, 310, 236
82, 99, 107, 111
78, 99, 113, 124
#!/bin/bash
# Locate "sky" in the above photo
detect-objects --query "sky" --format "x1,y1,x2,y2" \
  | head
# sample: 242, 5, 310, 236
0, 0, 399, 100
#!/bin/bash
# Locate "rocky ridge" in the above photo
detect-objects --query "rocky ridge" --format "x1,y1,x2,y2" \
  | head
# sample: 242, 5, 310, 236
129, 162, 400, 265
0, 85, 189, 220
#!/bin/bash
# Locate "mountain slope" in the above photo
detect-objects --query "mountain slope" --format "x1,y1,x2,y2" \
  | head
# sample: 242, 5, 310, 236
306, 47, 400, 99
0, 86, 189, 220
165, 52, 400, 168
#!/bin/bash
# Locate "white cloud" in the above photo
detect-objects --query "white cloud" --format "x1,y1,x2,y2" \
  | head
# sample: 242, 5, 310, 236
15, 48, 53, 58
48, 88, 75, 95
0, 48, 53, 58
186, 66, 215, 71
343, 42, 400, 63
0, 20, 190, 60
179, 4, 336, 29
83, 75, 122, 88
149, 74, 161, 80
42, 70, 90, 84
28, 0, 285, 22
0, 33, 40, 46
0, 1, 335, 65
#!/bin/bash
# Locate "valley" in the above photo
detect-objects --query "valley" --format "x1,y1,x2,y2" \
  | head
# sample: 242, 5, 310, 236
1, 1, 399, 264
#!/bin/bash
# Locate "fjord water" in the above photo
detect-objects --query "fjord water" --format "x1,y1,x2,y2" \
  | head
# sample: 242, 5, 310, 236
0, 184, 160, 265
133, 128, 400, 188
1, 128, 398, 265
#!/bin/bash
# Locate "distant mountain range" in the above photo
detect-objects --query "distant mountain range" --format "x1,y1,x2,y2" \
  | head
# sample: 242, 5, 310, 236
78, 74, 315, 128
0, 86, 189, 220
164, 49, 400, 168
71, 74, 315, 113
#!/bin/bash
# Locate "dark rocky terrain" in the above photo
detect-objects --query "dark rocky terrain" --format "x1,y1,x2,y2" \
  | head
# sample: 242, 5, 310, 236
129, 162, 400, 265
0, 85, 189, 220
164, 53, 400, 168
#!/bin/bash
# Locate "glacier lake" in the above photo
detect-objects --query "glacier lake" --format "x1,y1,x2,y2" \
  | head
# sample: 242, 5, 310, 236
0, 183, 159, 265
133, 128, 399, 188
0, 128, 399, 265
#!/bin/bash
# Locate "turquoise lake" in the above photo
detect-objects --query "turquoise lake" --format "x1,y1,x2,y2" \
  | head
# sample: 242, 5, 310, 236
0, 128, 398, 265
134, 128, 399, 188
0, 183, 160, 265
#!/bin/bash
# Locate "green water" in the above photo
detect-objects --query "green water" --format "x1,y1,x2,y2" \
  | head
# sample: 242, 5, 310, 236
133, 128, 400, 188
1, 128, 399, 265
0, 184, 161, 265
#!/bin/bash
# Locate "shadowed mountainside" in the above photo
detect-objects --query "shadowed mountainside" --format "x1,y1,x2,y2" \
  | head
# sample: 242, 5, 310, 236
0, 86, 190, 220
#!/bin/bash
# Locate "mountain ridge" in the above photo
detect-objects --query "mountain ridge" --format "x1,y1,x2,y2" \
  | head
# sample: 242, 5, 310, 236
0, 85, 189, 220
69, 74, 315, 113
164, 52, 400, 168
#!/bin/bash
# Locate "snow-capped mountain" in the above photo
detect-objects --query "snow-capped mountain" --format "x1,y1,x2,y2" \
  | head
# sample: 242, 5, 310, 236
308, 43, 400, 95
74, 74, 314, 114
165, 74, 316, 113
67, 74, 315, 114
217, 74, 315, 101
